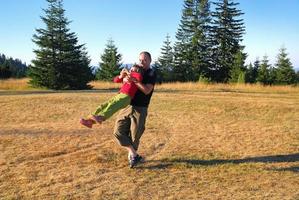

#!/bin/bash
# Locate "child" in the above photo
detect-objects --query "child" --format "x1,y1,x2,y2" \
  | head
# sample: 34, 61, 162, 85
80, 65, 143, 128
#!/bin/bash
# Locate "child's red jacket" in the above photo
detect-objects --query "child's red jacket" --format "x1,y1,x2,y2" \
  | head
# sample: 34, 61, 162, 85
113, 72, 143, 99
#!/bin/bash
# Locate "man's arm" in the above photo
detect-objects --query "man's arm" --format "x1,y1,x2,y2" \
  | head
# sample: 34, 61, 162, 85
134, 82, 154, 95
127, 73, 155, 95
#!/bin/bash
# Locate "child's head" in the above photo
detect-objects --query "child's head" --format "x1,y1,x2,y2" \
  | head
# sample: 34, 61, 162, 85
130, 64, 144, 74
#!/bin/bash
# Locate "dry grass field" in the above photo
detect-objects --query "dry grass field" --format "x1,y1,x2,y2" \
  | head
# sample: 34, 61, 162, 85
0, 79, 299, 199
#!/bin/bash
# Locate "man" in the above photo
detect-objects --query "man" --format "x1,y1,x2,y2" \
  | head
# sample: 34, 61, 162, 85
113, 51, 156, 168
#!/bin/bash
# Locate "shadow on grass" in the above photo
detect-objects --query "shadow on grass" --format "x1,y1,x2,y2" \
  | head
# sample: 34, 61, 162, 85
270, 166, 299, 173
139, 153, 299, 170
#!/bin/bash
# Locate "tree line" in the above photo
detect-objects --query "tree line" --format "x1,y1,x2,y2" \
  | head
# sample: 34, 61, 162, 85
2, 0, 297, 89
0, 54, 28, 79
96, 0, 298, 85
155, 0, 298, 85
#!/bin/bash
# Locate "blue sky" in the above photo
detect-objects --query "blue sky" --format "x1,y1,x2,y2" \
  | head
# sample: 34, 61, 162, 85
0, 0, 298, 69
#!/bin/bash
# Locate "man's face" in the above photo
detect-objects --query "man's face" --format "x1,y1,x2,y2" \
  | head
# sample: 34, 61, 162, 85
139, 53, 151, 70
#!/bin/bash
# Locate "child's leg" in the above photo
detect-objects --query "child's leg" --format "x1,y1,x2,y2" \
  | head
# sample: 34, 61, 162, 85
90, 114, 105, 124
81, 99, 111, 126
92, 93, 131, 121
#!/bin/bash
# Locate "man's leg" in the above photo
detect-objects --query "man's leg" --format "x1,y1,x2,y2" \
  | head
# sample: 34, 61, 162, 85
124, 145, 137, 159
113, 105, 133, 147
113, 105, 147, 168
130, 106, 148, 151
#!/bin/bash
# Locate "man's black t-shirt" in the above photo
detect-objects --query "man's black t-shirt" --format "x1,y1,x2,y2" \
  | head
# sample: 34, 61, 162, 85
131, 68, 156, 107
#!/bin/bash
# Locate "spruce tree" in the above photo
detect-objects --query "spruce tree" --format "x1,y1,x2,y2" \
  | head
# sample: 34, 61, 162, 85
210, 0, 245, 82
152, 61, 163, 84
257, 55, 271, 85
0, 54, 5, 65
252, 59, 260, 83
245, 59, 260, 83
274, 47, 296, 85
190, 0, 212, 80
30, 0, 93, 89
296, 71, 299, 84
173, 0, 212, 82
268, 66, 277, 85
96, 39, 122, 81
172, 0, 195, 82
0, 61, 12, 79
237, 71, 245, 83
0, 54, 28, 78
158, 34, 174, 82
229, 50, 246, 83
245, 62, 253, 83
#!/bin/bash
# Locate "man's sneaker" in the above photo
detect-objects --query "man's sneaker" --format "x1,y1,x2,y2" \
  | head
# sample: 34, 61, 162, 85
80, 118, 94, 128
129, 154, 143, 168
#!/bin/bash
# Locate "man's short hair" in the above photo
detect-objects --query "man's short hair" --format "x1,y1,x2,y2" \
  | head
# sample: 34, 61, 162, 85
140, 51, 152, 62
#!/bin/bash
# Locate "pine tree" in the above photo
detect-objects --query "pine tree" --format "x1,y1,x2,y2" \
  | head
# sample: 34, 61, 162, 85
245, 58, 259, 83
96, 39, 122, 81
268, 65, 276, 85
8, 58, 27, 78
172, 0, 195, 82
245, 63, 253, 83
274, 47, 296, 85
237, 71, 245, 83
158, 34, 174, 82
190, 0, 212, 80
0, 54, 28, 78
152, 61, 163, 84
30, 0, 93, 89
173, 0, 212, 82
0, 54, 5, 65
229, 50, 246, 83
210, 0, 245, 82
0, 61, 12, 79
296, 71, 299, 84
256, 55, 271, 85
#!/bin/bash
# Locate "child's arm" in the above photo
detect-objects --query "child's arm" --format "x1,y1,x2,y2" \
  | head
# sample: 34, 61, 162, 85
113, 76, 123, 83
130, 72, 143, 82
130, 73, 155, 95
114, 68, 129, 83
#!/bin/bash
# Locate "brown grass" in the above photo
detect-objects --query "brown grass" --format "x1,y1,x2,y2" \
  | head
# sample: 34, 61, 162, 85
0, 78, 37, 91
89, 80, 120, 90
0, 79, 299, 199
155, 81, 299, 93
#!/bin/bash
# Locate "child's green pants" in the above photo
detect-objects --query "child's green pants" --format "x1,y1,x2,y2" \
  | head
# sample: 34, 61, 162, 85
92, 93, 131, 120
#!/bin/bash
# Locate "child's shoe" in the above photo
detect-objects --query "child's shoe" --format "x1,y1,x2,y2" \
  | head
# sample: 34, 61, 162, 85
80, 118, 94, 128
91, 115, 105, 124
